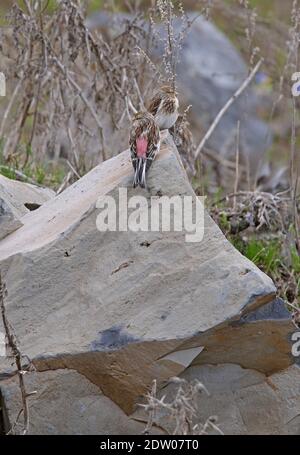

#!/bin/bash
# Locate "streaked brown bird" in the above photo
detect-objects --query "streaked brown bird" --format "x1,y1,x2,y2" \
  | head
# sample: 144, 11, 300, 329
129, 111, 160, 189
169, 114, 196, 178
147, 85, 179, 130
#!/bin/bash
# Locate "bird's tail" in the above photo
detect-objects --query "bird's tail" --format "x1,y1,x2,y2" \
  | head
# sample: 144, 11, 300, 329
133, 158, 147, 188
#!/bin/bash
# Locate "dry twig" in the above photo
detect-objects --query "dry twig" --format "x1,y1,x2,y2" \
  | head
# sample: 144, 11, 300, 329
0, 274, 36, 435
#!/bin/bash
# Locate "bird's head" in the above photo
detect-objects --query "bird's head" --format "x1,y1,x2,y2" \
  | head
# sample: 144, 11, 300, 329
160, 85, 178, 97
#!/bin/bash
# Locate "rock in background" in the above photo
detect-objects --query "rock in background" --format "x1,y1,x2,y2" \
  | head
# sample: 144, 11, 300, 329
0, 134, 296, 435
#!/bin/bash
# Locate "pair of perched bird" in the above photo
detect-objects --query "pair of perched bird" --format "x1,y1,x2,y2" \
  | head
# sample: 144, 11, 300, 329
130, 85, 179, 189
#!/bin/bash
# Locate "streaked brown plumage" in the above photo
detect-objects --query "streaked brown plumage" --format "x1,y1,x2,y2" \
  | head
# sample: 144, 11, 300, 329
147, 85, 179, 130
169, 115, 196, 177
129, 111, 160, 188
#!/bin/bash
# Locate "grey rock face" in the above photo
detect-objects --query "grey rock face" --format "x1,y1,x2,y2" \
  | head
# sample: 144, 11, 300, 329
0, 134, 295, 434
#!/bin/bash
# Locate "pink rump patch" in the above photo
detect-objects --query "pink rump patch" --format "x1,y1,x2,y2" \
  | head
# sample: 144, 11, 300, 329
136, 136, 148, 158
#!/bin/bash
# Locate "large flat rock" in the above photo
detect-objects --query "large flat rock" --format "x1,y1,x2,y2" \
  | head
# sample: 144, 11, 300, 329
0, 134, 293, 419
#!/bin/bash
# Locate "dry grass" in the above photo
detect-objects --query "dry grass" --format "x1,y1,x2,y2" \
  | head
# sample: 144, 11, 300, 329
210, 190, 300, 312
0, 274, 36, 435
141, 378, 223, 435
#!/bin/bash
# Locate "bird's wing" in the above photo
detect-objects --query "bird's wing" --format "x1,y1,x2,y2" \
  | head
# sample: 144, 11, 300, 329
145, 121, 160, 171
162, 97, 177, 114
129, 124, 139, 169
147, 93, 163, 116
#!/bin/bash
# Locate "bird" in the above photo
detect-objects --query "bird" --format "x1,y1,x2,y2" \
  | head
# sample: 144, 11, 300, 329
169, 114, 196, 178
129, 111, 160, 189
147, 85, 179, 130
